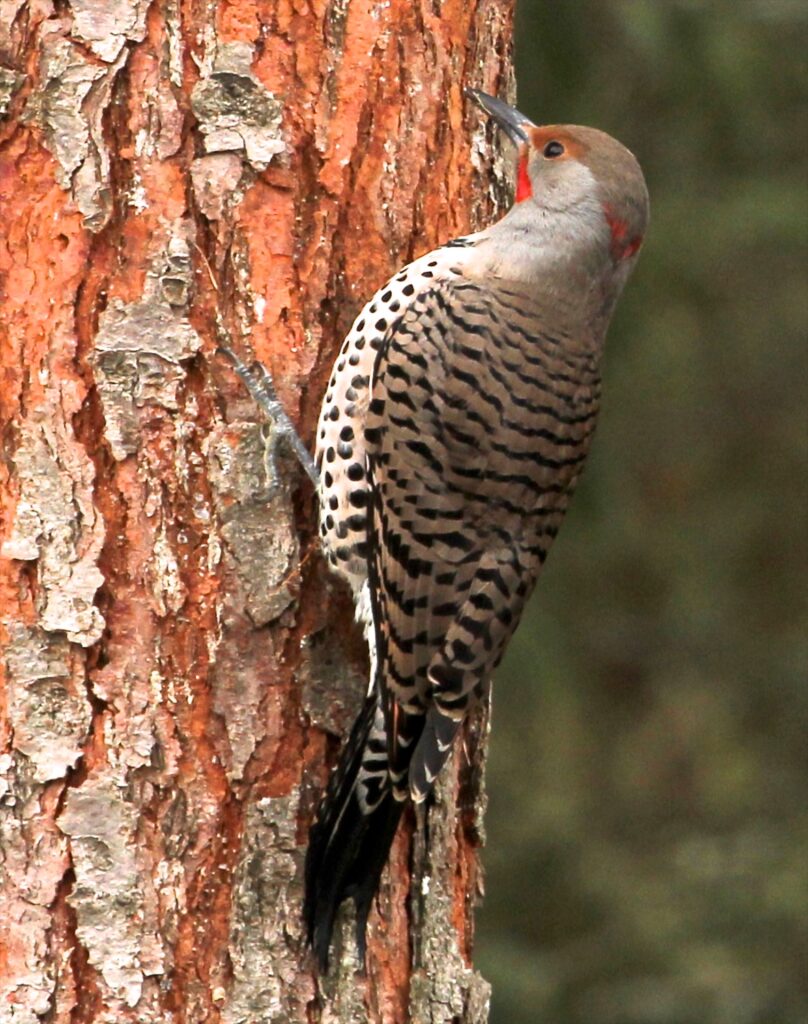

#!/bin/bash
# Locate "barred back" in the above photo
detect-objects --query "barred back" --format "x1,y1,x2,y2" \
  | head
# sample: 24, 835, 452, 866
365, 278, 601, 797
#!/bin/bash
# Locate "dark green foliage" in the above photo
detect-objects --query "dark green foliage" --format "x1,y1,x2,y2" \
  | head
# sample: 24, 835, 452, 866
477, 4, 808, 1021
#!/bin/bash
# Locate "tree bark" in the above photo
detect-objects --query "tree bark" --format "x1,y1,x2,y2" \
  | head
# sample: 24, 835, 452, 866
0, 2, 513, 1021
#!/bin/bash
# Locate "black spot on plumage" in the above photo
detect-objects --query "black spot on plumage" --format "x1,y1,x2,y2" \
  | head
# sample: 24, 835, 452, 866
435, 530, 475, 553
376, 318, 388, 331
449, 639, 474, 665
329, 496, 338, 511
470, 592, 495, 612
405, 558, 431, 581
404, 439, 442, 474
328, 406, 339, 421
340, 425, 355, 442
324, 471, 333, 487
497, 606, 514, 626
326, 447, 335, 463
381, 290, 392, 302
386, 363, 411, 385
457, 614, 486, 638
429, 661, 464, 692
402, 283, 415, 296
349, 489, 368, 508
338, 442, 353, 459
347, 462, 364, 481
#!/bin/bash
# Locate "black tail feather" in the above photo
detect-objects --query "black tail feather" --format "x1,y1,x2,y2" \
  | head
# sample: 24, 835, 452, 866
304, 693, 405, 971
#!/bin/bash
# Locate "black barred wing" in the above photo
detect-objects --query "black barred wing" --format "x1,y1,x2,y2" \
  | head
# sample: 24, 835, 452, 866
365, 280, 601, 800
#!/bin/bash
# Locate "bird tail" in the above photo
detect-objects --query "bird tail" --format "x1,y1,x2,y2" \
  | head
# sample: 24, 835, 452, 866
304, 692, 405, 971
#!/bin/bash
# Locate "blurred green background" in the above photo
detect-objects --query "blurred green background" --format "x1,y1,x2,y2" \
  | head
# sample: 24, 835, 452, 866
475, 3, 808, 1022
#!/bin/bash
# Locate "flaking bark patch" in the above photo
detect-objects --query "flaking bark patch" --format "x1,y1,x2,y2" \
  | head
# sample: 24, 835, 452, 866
30, 28, 126, 230
299, 623, 368, 738
58, 778, 165, 1010
0, 64, 23, 117
223, 794, 314, 1023
207, 422, 299, 628
191, 153, 245, 222
0, 752, 70, 1021
92, 251, 202, 461
4, 625, 91, 782
207, 422, 300, 779
191, 41, 285, 171
69, 0, 149, 63
409, 751, 491, 1024
1, 416, 105, 647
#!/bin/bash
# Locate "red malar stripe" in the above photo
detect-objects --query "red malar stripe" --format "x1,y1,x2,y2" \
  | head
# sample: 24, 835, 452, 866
516, 153, 532, 203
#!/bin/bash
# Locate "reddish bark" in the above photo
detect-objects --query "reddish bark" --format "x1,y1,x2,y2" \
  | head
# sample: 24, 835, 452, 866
0, 2, 513, 1021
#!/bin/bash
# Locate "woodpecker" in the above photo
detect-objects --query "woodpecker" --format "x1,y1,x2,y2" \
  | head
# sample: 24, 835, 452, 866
298, 89, 650, 969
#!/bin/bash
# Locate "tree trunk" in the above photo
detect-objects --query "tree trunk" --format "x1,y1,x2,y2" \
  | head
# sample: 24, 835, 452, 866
0, 3, 513, 1021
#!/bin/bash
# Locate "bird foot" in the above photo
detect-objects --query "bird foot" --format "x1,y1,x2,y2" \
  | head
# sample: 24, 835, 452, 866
218, 344, 319, 488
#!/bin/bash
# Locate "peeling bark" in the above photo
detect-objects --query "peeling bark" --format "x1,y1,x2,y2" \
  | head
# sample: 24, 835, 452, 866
0, 2, 514, 1021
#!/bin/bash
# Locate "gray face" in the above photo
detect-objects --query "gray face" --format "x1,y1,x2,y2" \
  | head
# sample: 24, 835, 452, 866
522, 124, 650, 251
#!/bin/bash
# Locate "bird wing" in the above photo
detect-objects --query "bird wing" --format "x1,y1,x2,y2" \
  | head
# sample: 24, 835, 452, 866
365, 278, 601, 800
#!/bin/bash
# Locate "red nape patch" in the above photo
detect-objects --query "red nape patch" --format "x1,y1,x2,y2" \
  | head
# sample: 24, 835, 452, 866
516, 152, 532, 202
603, 204, 643, 261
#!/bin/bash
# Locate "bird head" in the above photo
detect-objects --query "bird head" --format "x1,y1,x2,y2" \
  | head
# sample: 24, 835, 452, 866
467, 89, 649, 267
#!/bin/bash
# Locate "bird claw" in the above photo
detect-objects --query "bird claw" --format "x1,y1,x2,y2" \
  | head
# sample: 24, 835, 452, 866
218, 344, 319, 487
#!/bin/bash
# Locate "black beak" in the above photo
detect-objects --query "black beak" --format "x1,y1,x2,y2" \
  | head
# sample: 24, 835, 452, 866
465, 88, 535, 146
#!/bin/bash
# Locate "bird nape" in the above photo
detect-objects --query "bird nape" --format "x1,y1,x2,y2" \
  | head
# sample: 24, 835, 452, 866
299, 87, 649, 971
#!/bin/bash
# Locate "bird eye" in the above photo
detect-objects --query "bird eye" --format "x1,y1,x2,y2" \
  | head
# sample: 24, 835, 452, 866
543, 140, 565, 158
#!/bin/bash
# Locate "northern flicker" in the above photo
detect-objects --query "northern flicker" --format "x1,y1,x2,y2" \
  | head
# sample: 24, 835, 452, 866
230, 89, 649, 970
